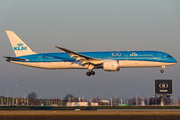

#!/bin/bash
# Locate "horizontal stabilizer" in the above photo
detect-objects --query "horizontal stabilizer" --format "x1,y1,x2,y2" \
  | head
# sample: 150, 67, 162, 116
3, 56, 26, 61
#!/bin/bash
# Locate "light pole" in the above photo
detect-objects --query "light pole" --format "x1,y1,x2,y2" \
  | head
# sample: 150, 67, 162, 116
54, 90, 55, 105
136, 92, 137, 106
24, 91, 26, 106
116, 89, 118, 105
40, 89, 42, 106
20, 85, 21, 98
61, 90, 63, 106
90, 89, 92, 102
49, 89, 50, 106
7, 91, 8, 106
82, 92, 84, 102
5, 85, 7, 106
16, 84, 18, 106
67, 89, 69, 102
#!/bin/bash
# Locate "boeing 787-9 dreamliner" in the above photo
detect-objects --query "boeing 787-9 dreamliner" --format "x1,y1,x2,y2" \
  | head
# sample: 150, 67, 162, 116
4, 31, 177, 76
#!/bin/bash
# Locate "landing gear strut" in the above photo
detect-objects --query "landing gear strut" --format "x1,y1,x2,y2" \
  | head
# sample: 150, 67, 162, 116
86, 64, 95, 76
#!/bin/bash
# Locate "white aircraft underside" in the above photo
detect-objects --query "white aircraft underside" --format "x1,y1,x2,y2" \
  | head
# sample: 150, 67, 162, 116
11, 60, 175, 69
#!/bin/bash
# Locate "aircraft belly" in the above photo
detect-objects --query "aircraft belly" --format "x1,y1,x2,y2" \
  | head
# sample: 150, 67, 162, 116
10, 60, 175, 69
43, 62, 86, 69
11, 61, 86, 69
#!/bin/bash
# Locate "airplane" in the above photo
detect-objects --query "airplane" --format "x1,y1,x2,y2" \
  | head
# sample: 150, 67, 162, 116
4, 31, 177, 76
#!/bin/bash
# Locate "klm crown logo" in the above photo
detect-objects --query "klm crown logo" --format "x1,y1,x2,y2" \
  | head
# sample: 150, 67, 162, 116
17, 43, 24, 46
14, 43, 27, 50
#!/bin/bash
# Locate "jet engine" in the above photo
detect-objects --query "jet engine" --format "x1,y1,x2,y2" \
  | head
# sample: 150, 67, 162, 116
103, 60, 119, 71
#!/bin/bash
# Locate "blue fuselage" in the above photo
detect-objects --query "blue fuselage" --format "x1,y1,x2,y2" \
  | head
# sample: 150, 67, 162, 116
16, 51, 177, 63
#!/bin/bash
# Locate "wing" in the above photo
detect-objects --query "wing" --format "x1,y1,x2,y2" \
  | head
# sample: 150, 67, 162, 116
3, 56, 26, 61
54, 46, 102, 65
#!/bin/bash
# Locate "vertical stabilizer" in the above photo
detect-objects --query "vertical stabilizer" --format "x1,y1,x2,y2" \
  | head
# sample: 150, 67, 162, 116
6, 31, 36, 57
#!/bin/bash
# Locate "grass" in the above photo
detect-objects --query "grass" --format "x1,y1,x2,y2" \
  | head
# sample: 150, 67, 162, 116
0, 110, 180, 116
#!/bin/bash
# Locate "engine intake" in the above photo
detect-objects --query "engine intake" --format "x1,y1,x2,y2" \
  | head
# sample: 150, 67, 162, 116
103, 60, 119, 71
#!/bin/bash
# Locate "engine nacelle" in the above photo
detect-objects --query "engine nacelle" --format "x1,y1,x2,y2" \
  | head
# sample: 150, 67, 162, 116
103, 60, 119, 71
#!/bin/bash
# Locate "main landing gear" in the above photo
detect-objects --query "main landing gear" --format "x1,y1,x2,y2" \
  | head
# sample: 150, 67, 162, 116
86, 64, 95, 76
86, 71, 95, 76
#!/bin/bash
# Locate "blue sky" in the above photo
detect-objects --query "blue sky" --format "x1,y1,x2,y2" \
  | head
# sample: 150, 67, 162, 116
0, 0, 180, 99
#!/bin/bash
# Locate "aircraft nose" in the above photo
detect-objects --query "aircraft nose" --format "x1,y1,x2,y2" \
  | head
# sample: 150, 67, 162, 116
173, 57, 177, 63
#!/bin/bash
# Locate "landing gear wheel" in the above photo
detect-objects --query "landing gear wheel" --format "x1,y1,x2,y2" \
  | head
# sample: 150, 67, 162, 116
91, 71, 95, 75
86, 72, 91, 76
160, 70, 164, 73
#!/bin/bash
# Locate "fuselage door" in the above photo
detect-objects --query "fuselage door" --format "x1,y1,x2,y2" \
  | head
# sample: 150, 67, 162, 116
37, 56, 42, 62
157, 54, 162, 60
124, 54, 128, 60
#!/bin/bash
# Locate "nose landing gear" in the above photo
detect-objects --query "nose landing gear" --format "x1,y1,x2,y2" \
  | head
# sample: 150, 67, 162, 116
160, 70, 164, 73
160, 66, 165, 73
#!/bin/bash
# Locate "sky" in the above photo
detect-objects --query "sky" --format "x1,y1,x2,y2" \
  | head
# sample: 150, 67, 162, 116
0, 0, 180, 100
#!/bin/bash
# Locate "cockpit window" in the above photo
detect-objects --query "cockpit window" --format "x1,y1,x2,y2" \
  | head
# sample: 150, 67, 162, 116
167, 55, 172, 58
